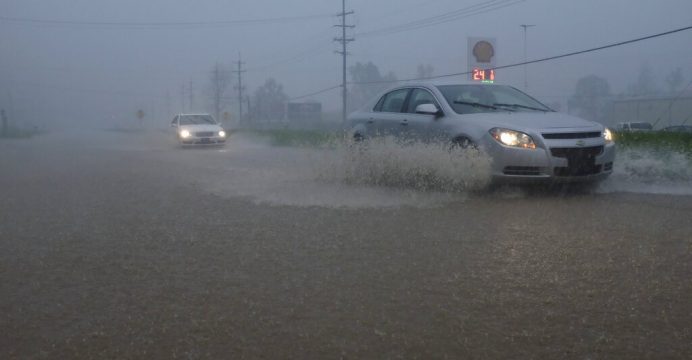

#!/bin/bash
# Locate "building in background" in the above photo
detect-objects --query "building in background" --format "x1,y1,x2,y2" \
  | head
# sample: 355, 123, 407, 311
606, 92, 692, 129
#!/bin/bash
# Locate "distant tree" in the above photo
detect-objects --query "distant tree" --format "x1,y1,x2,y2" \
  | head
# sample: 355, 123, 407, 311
568, 75, 611, 122
627, 64, 658, 97
348, 61, 397, 112
252, 78, 288, 121
206, 62, 232, 122
665, 67, 684, 94
416, 64, 434, 79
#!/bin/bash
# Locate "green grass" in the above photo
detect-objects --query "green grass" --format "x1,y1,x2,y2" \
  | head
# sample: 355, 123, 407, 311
614, 131, 692, 156
238, 129, 345, 147
238, 129, 692, 157
0, 127, 41, 139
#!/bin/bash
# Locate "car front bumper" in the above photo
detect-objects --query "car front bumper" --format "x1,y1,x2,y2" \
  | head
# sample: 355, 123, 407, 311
486, 138, 615, 183
179, 136, 227, 145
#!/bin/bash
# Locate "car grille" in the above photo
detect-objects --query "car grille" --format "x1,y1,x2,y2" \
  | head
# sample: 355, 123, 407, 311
195, 131, 215, 137
542, 132, 602, 140
503, 166, 542, 176
550, 146, 603, 158
551, 146, 604, 176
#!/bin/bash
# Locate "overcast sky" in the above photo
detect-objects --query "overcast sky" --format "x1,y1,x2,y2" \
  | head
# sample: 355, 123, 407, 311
1, 0, 691, 127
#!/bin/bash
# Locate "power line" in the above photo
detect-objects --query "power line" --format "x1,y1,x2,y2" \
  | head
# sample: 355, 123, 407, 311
356, 0, 523, 38
288, 85, 342, 101
245, 40, 333, 73
350, 24, 692, 85
0, 14, 332, 28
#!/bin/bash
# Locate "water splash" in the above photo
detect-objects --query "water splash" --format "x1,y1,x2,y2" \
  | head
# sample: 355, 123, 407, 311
598, 148, 692, 195
312, 136, 493, 193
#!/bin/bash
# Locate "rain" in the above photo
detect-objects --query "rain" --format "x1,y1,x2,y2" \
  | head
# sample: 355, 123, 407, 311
1, 0, 692, 358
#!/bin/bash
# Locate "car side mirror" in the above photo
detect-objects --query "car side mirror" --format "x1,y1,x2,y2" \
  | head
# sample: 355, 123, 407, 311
415, 103, 441, 116
171, 123, 178, 128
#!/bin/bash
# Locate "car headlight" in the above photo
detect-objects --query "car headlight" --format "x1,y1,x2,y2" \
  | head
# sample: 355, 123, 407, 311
219, 130, 226, 137
603, 128, 614, 144
179, 129, 191, 139
489, 128, 536, 149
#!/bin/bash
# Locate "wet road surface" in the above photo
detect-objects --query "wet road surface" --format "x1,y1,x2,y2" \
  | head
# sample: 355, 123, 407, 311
1, 130, 691, 359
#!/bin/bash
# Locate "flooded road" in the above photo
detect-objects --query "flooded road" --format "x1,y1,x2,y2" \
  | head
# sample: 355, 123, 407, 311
1, 130, 691, 359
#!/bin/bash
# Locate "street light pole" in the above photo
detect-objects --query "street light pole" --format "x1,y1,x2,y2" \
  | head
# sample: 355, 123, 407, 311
520, 24, 535, 91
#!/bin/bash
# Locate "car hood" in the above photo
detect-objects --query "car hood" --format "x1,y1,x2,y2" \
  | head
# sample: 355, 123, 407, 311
179, 124, 223, 132
460, 112, 602, 131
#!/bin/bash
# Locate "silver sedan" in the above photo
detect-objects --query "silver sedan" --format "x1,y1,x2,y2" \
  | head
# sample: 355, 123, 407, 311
348, 81, 615, 182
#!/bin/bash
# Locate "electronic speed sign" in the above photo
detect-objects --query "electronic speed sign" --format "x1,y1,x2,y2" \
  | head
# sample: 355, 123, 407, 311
468, 37, 497, 83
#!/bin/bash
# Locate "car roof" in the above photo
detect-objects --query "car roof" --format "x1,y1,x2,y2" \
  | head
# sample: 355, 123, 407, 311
398, 79, 505, 88
178, 113, 212, 116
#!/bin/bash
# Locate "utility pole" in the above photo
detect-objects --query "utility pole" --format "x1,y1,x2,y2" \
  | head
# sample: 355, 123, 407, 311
7, 91, 15, 128
334, 0, 354, 125
188, 80, 195, 112
233, 53, 246, 125
165, 91, 172, 118
520, 24, 535, 91
180, 84, 186, 113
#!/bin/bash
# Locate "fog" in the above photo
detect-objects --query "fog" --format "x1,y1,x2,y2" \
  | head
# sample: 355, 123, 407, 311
1, 0, 692, 128
3, 3, 692, 357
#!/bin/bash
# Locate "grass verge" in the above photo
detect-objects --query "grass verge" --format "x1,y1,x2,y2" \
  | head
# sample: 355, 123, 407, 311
238, 129, 345, 147
237, 129, 692, 157
0, 127, 41, 139
614, 132, 692, 156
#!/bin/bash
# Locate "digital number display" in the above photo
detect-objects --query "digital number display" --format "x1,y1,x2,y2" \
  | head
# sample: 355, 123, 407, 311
472, 68, 495, 83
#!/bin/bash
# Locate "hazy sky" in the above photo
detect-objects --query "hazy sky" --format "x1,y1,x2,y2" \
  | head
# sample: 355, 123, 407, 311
1, 0, 691, 126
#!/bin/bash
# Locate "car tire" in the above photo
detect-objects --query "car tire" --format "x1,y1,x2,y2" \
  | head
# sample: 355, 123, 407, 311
450, 137, 478, 151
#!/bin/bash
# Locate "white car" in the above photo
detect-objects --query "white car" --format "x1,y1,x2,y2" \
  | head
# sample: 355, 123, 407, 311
349, 81, 615, 182
170, 113, 227, 146
616, 122, 653, 132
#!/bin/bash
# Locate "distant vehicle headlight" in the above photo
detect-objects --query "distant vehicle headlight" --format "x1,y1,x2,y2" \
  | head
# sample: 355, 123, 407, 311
490, 128, 536, 149
219, 130, 226, 137
180, 129, 191, 139
603, 128, 614, 144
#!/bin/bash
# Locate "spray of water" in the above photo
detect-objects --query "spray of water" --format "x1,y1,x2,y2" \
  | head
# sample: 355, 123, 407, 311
598, 147, 692, 195
311, 136, 493, 193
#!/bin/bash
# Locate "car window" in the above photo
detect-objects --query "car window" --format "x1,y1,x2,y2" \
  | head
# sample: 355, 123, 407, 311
437, 85, 551, 114
171, 116, 178, 124
179, 115, 217, 125
406, 88, 439, 113
378, 89, 409, 113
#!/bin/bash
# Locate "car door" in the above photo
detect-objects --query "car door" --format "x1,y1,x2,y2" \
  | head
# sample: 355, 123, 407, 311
373, 88, 411, 137
403, 88, 443, 142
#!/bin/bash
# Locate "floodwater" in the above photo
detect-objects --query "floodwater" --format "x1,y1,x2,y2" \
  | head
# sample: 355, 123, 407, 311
107, 130, 692, 208
1, 129, 691, 359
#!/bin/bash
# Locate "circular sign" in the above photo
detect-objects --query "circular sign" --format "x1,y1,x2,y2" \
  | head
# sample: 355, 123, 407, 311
473, 41, 495, 63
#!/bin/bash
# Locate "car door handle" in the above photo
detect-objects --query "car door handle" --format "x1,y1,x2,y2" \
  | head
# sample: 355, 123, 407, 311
367, 118, 375, 124
400, 119, 409, 126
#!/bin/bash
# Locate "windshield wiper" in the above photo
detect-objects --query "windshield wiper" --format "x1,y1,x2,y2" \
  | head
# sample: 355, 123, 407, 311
493, 103, 551, 112
453, 101, 500, 110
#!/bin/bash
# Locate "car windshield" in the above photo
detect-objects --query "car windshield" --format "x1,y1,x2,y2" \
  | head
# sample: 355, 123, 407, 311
179, 115, 216, 125
437, 85, 552, 114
